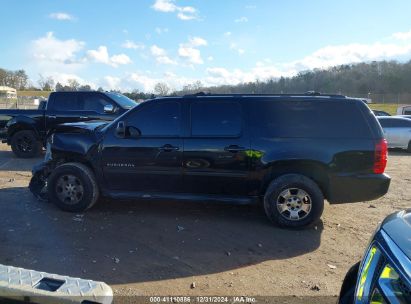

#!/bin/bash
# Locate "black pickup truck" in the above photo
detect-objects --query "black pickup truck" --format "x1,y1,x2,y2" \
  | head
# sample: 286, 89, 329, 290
0, 91, 137, 158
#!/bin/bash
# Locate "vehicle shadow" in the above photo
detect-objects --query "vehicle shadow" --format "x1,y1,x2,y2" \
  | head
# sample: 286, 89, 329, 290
0, 187, 323, 285
0, 149, 43, 171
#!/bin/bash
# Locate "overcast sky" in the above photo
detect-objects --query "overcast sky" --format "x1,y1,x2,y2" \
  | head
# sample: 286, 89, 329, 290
1, 0, 411, 92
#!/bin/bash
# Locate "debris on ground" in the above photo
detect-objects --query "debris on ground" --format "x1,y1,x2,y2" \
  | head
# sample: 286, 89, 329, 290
311, 284, 320, 291
113, 257, 120, 264
226, 251, 231, 256
190, 282, 196, 289
327, 264, 337, 269
369, 204, 377, 208
177, 225, 185, 232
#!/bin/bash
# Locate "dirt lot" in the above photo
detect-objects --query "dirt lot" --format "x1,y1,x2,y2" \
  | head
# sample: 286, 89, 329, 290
0, 143, 409, 302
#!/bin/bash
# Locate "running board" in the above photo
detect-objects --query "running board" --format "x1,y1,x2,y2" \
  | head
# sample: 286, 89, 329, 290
107, 191, 259, 205
0, 264, 113, 304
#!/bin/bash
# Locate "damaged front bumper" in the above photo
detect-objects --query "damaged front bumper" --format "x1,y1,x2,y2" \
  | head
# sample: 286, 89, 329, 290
29, 161, 55, 201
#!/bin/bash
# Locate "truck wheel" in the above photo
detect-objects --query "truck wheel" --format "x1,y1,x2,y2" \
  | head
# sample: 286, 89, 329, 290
48, 162, 99, 212
10, 130, 42, 158
263, 174, 324, 228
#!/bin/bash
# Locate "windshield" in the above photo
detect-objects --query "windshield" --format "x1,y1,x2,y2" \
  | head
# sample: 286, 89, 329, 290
105, 92, 138, 109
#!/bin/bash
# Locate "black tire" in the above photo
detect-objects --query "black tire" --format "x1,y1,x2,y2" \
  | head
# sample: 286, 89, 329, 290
407, 141, 411, 153
10, 130, 42, 158
263, 174, 324, 228
47, 162, 99, 212
338, 262, 360, 304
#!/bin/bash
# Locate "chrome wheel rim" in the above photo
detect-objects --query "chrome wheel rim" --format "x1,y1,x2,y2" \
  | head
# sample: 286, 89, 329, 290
276, 188, 312, 221
55, 174, 84, 205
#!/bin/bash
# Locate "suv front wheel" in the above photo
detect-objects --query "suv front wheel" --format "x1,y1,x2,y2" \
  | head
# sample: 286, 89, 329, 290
263, 174, 324, 228
48, 162, 99, 212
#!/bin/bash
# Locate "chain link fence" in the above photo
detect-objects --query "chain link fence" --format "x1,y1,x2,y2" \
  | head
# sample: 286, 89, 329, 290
344, 93, 411, 105
0, 96, 44, 109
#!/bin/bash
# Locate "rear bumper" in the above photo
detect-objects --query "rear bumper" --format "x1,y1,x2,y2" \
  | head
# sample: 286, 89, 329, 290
328, 173, 391, 204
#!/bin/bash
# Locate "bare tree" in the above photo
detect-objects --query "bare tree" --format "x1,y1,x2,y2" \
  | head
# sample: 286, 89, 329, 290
55, 82, 64, 92
14, 70, 29, 90
67, 79, 80, 91
154, 82, 171, 96
38, 74, 55, 91
78, 84, 92, 91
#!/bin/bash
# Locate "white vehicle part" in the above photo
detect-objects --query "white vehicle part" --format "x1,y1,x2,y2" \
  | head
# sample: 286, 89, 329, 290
0, 264, 113, 304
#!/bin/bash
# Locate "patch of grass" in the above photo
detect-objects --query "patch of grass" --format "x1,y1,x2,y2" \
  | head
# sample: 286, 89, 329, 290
17, 90, 51, 97
368, 103, 404, 115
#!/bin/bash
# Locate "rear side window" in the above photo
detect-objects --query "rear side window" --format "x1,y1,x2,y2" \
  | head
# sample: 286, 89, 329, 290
379, 119, 393, 128
249, 99, 371, 138
191, 101, 242, 137
51, 93, 83, 111
379, 118, 411, 128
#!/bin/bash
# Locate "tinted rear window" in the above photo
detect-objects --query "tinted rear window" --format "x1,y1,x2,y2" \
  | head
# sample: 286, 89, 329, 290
379, 118, 411, 128
249, 99, 371, 138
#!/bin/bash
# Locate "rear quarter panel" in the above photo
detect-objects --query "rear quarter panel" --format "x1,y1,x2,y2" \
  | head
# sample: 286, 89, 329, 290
248, 137, 376, 198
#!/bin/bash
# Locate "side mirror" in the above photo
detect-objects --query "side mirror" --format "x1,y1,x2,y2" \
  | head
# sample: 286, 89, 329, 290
104, 104, 115, 113
128, 126, 141, 138
116, 121, 126, 138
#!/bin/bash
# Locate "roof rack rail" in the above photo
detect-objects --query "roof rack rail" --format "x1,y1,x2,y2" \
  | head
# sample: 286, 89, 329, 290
183, 91, 346, 98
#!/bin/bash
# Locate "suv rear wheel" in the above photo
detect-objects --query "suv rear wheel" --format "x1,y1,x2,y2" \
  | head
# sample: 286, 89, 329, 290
10, 130, 42, 158
48, 162, 99, 212
264, 174, 324, 228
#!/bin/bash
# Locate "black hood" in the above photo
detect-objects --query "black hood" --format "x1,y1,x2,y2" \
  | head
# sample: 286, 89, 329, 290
381, 209, 411, 261
54, 121, 109, 134
50, 121, 106, 158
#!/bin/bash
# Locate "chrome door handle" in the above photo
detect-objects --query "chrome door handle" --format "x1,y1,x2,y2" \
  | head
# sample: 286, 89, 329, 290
224, 145, 246, 153
159, 144, 179, 152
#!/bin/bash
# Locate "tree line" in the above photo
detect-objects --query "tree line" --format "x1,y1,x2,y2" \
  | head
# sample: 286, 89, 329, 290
2, 59, 411, 98
177, 60, 411, 96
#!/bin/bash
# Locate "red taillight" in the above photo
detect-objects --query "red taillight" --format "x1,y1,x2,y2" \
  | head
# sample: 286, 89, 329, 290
374, 139, 388, 174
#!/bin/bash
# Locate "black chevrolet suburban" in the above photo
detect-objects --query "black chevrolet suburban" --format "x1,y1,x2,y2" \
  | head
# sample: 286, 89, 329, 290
0, 91, 137, 158
30, 93, 391, 228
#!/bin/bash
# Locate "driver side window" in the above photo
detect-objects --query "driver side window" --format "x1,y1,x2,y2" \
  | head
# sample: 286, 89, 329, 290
126, 101, 181, 137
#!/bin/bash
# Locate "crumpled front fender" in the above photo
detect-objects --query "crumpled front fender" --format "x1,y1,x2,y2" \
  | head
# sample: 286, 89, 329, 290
29, 161, 54, 201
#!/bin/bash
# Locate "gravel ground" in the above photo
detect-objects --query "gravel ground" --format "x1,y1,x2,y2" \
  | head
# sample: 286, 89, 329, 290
0, 143, 409, 303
